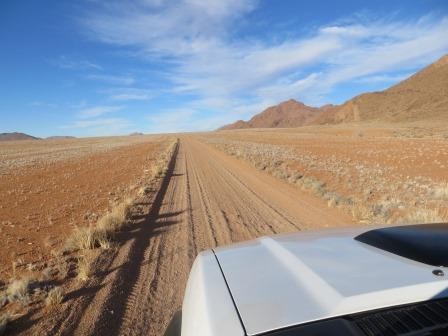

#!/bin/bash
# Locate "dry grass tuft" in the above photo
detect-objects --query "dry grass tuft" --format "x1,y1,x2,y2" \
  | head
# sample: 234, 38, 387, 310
153, 165, 164, 177
149, 140, 177, 179
403, 207, 448, 224
114, 197, 132, 221
67, 196, 133, 252
97, 236, 112, 250
77, 254, 93, 282
40, 267, 55, 281
96, 214, 121, 235
55, 258, 68, 280
6, 278, 30, 305
67, 226, 103, 251
327, 198, 337, 208
433, 183, 448, 200
45, 287, 64, 306
98, 198, 132, 233
351, 203, 374, 224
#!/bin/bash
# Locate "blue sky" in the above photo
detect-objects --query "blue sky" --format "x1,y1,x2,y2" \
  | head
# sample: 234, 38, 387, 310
1, 0, 447, 137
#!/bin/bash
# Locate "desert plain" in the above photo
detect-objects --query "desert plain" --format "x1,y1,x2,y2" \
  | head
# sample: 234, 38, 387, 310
0, 121, 447, 335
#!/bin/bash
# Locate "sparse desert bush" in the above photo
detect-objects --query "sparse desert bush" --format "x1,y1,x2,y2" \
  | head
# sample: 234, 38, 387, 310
77, 254, 93, 282
327, 193, 344, 208
55, 258, 69, 280
111, 198, 132, 224
152, 139, 177, 179
41, 253, 70, 281
153, 165, 164, 177
327, 198, 337, 208
372, 196, 404, 222
96, 213, 122, 234
309, 180, 326, 196
40, 266, 55, 281
97, 236, 112, 250
202, 133, 448, 229
7, 278, 30, 305
45, 286, 64, 306
139, 186, 152, 196
351, 203, 374, 224
433, 183, 448, 200
67, 226, 106, 251
402, 208, 448, 224
67, 197, 133, 252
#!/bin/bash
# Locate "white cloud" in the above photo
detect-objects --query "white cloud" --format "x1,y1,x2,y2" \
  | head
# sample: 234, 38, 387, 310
29, 101, 58, 108
78, 105, 123, 118
54, 55, 102, 70
80, 1, 448, 127
85, 74, 135, 86
146, 108, 196, 133
354, 73, 413, 84
103, 88, 153, 101
146, 106, 247, 133
61, 117, 132, 136
82, 0, 255, 55
62, 105, 130, 135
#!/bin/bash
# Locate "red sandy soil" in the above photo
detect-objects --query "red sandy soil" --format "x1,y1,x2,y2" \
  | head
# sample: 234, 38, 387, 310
0, 136, 169, 278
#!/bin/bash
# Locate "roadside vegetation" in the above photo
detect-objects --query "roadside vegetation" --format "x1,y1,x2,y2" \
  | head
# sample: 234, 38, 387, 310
0, 138, 178, 334
202, 128, 448, 226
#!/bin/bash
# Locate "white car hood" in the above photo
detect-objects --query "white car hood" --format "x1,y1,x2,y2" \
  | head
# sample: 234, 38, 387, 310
214, 227, 448, 335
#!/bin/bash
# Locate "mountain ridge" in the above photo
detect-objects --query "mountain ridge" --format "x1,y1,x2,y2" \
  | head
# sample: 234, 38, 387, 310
219, 54, 448, 130
219, 99, 322, 130
0, 132, 41, 141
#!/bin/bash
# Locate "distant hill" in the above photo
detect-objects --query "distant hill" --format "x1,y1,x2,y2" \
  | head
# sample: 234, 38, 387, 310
129, 132, 144, 136
219, 54, 448, 129
219, 99, 322, 130
0, 132, 40, 141
218, 120, 248, 130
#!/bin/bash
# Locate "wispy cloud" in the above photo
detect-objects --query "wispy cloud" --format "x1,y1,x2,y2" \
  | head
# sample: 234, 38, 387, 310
78, 105, 123, 118
54, 55, 102, 70
61, 117, 132, 135
85, 74, 135, 86
103, 88, 153, 101
80, 1, 448, 127
354, 73, 413, 84
146, 107, 240, 133
62, 105, 129, 135
62, 117, 129, 129
146, 108, 196, 133
29, 101, 58, 108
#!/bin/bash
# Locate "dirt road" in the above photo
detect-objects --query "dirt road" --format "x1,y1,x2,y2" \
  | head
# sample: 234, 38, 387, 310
26, 137, 352, 336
